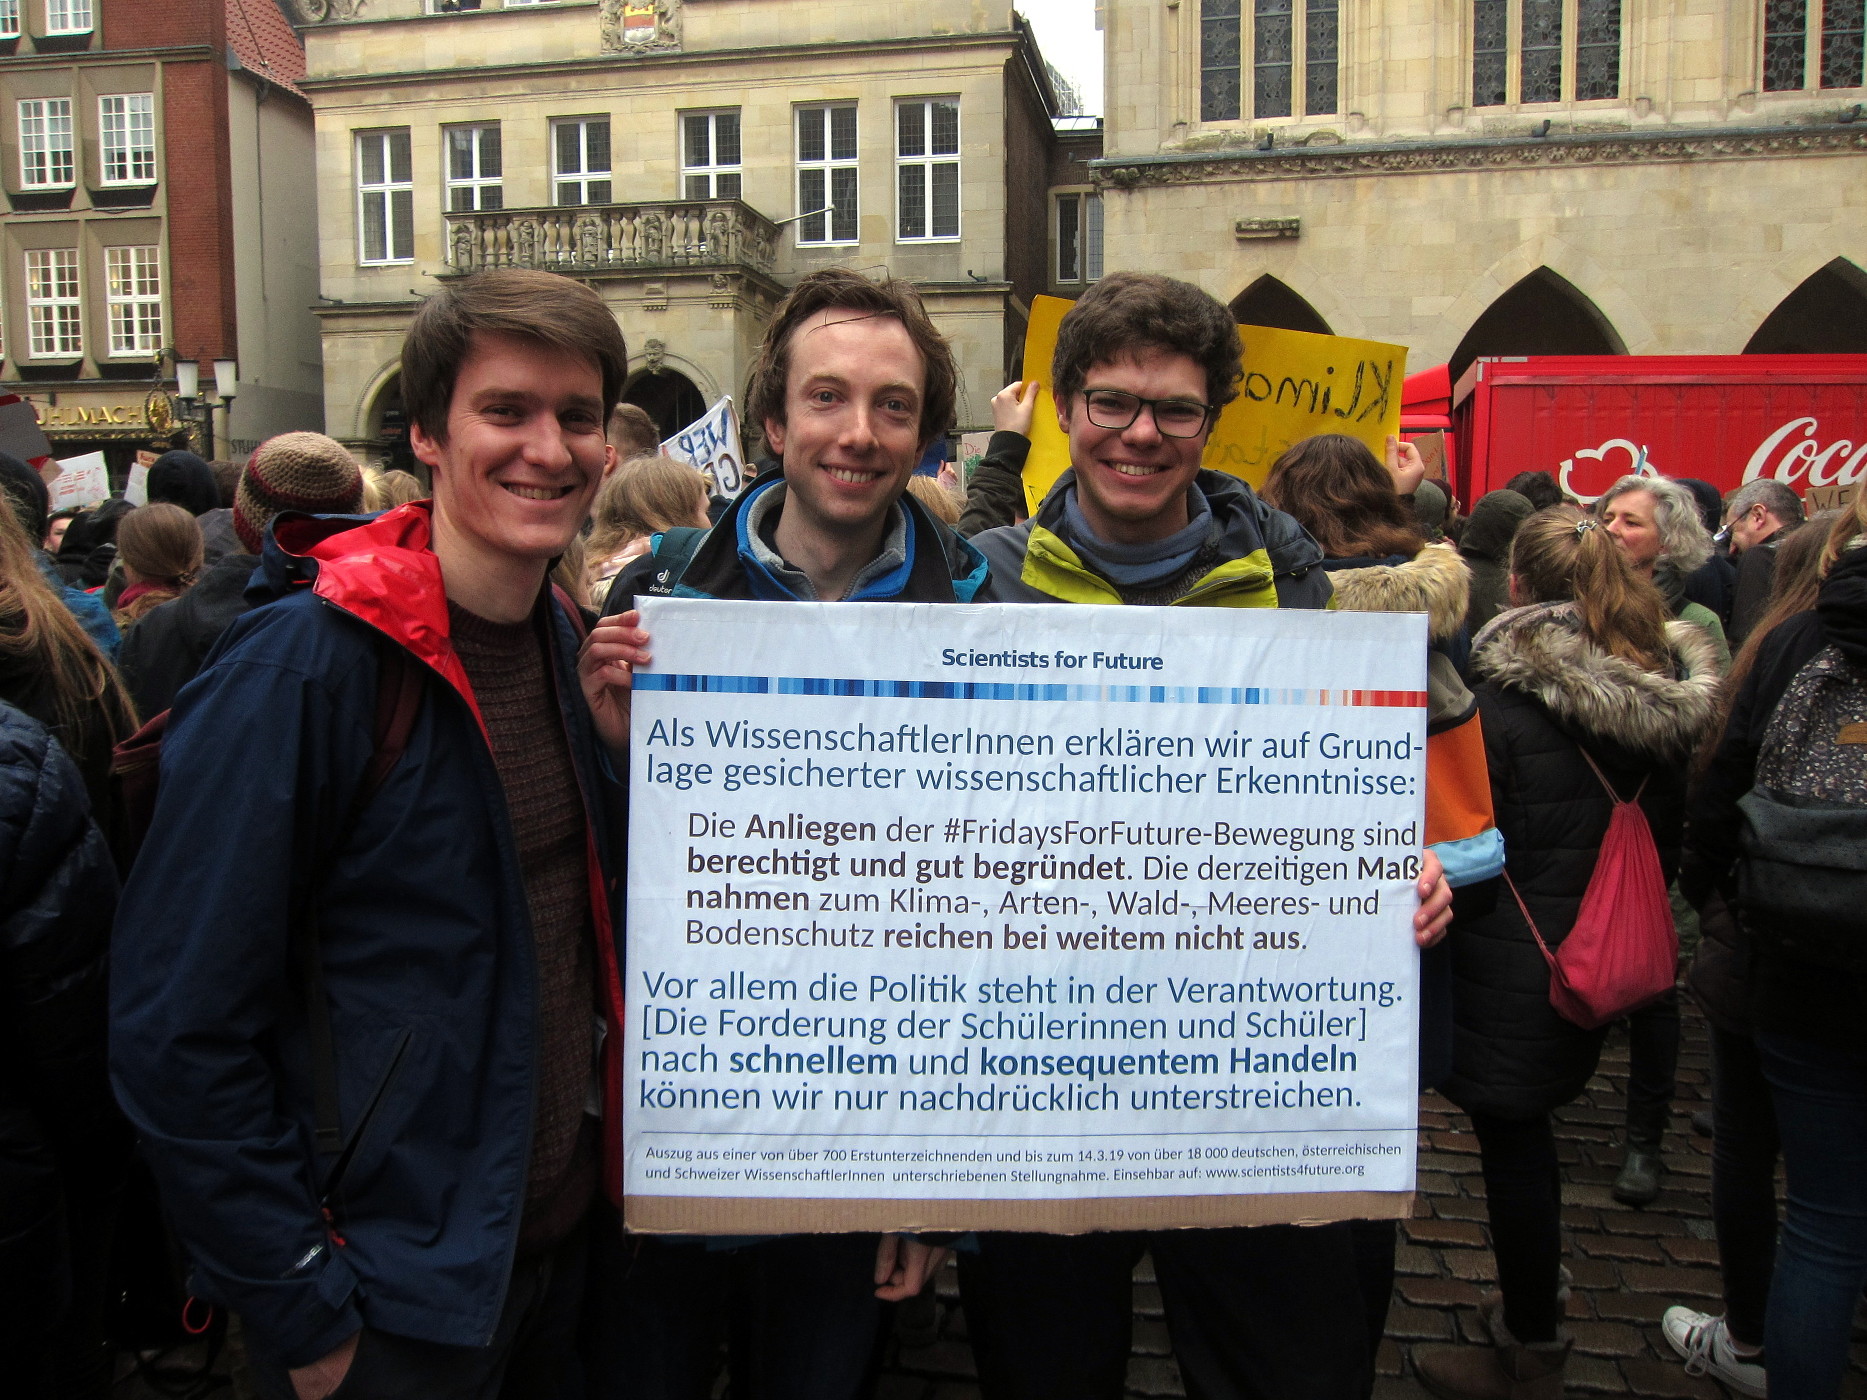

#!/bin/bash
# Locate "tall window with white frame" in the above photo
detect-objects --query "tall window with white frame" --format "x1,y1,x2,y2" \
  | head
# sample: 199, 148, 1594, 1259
795, 104, 857, 246
553, 118, 611, 206
25, 250, 81, 359
105, 246, 162, 357
46, 0, 92, 33
1472, 0, 1623, 105
19, 99, 74, 189
445, 125, 502, 211
1199, 0, 1339, 121
896, 99, 960, 242
681, 111, 741, 200
0, 1, 20, 39
1764, 0, 1867, 90
1055, 191, 1103, 285
100, 94, 157, 185
356, 129, 413, 265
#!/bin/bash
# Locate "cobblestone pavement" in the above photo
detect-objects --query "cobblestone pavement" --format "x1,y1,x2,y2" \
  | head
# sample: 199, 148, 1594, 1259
876, 1006, 1867, 1400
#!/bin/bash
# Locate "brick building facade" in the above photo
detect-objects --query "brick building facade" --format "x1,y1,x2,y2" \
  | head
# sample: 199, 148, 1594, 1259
0, 0, 323, 475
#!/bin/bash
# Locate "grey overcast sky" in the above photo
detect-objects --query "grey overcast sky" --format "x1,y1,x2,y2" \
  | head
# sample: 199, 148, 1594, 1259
1012, 2, 1104, 116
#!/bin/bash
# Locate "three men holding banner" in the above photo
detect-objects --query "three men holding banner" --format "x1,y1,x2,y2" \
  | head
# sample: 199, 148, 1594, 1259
588, 268, 1452, 1399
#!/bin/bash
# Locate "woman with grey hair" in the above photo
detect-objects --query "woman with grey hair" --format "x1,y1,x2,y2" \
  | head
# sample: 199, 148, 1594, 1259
1597, 475, 1729, 667
1592, 474, 1728, 1217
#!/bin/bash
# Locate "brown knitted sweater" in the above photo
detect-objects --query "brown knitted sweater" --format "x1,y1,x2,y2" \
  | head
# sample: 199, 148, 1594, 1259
449, 600, 596, 1253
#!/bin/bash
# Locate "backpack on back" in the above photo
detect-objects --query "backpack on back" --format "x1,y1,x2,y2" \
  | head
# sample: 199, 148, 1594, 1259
1738, 643, 1867, 972
1504, 750, 1678, 1029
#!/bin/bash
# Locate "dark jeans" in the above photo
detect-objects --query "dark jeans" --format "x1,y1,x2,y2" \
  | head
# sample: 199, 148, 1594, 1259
1757, 1030, 1867, 1400
1625, 987, 1681, 1145
582, 1220, 886, 1400
1468, 1111, 1562, 1344
959, 1225, 1370, 1400
1707, 1024, 1779, 1348
247, 1223, 588, 1400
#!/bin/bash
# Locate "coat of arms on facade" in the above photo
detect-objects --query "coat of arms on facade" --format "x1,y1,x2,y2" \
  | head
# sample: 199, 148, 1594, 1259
290, 0, 365, 20
600, 0, 682, 53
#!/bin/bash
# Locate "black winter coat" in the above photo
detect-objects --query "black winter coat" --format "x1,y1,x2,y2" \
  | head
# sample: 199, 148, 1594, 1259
116, 551, 260, 719
1683, 545, 1867, 1052
0, 702, 125, 1270
1441, 605, 1722, 1119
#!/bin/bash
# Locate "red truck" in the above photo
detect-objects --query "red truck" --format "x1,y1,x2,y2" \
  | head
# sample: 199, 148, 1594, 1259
1401, 355, 1867, 511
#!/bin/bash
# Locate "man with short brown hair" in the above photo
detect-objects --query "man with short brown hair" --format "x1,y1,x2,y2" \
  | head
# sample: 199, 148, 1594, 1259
113, 269, 629, 1400
581, 266, 986, 1400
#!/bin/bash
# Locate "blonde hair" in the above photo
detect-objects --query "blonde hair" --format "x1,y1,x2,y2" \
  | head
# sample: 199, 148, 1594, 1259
0, 502, 137, 737
905, 475, 961, 526
1509, 505, 1672, 671
587, 456, 710, 565
552, 534, 589, 611
359, 468, 386, 513
1821, 488, 1867, 574
377, 470, 425, 508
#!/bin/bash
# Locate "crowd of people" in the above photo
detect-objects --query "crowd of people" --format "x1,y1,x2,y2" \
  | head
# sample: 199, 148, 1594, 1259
0, 265, 1860, 1400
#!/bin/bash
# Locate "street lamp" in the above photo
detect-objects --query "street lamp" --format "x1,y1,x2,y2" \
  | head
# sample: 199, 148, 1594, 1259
214, 359, 238, 456
171, 358, 210, 457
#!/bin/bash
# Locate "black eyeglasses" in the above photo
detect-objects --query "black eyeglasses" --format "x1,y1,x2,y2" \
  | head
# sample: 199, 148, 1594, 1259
1081, 389, 1215, 439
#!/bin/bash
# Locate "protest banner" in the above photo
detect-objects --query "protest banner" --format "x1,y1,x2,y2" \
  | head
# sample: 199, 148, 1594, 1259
47, 452, 111, 510
662, 396, 747, 499
624, 599, 1426, 1234
958, 431, 993, 483
1017, 295, 1408, 513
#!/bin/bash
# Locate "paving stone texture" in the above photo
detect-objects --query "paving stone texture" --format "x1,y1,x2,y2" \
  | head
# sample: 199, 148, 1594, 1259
876, 1008, 1867, 1400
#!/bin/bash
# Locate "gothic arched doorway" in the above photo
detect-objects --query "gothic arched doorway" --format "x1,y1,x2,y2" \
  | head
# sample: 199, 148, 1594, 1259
1449, 268, 1626, 383
1745, 259, 1867, 354
1231, 275, 1333, 335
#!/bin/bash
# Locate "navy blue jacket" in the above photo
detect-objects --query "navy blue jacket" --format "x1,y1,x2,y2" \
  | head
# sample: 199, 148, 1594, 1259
110, 504, 626, 1368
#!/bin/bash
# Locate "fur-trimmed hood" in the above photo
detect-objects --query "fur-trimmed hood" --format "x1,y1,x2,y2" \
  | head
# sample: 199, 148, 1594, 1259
1327, 543, 1470, 644
1470, 601, 1723, 760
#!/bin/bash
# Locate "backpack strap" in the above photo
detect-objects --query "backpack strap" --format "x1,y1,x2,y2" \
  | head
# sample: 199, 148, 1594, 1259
1577, 747, 1648, 807
301, 643, 425, 1186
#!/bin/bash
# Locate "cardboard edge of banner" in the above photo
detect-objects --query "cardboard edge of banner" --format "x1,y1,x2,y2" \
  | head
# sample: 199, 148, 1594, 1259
624, 1189, 1413, 1235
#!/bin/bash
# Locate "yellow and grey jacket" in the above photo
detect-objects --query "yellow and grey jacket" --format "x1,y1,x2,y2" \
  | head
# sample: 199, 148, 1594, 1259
970, 468, 1333, 610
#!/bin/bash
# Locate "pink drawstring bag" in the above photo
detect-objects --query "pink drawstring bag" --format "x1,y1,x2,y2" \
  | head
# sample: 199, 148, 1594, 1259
1503, 751, 1678, 1029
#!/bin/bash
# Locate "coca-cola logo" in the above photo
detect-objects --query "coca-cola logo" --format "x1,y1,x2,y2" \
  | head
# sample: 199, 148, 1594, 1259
1742, 418, 1867, 490
1558, 438, 1657, 505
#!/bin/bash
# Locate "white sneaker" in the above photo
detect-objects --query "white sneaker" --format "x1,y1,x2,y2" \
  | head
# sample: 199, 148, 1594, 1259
1662, 1307, 1767, 1398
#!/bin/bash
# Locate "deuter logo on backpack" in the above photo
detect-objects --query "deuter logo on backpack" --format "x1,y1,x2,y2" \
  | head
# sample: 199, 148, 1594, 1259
1738, 644, 1867, 970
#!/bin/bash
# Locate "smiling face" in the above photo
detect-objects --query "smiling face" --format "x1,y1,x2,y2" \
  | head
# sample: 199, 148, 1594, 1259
1059, 347, 1212, 545
1600, 488, 1663, 575
411, 330, 613, 603
763, 308, 926, 543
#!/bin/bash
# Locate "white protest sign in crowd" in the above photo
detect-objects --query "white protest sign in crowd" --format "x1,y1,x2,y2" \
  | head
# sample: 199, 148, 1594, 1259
660, 396, 747, 499
47, 452, 112, 510
625, 600, 1428, 1235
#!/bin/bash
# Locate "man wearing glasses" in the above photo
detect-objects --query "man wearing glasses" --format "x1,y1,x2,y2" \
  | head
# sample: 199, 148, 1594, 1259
963, 272, 1453, 1400
971, 272, 1332, 609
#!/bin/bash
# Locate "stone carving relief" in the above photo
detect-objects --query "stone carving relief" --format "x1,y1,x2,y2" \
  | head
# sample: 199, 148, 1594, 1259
600, 0, 682, 54
1096, 127, 1867, 190
291, 0, 366, 20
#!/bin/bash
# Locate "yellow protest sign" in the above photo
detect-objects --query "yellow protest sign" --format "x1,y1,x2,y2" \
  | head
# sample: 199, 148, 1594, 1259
1017, 294, 1407, 513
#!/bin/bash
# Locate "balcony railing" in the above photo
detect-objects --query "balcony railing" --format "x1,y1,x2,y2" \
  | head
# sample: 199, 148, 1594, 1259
445, 199, 778, 278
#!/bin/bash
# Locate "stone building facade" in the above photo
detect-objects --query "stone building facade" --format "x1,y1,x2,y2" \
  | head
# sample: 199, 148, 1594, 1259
0, 0, 323, 473
294, 0, 1062, 466
1095, 0, 1867, 374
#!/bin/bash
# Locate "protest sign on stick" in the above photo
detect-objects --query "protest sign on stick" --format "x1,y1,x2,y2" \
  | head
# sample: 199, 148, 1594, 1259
1017, 296, 1408, 513
624, 599, 1426, 1235
662, 397, 747, 499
